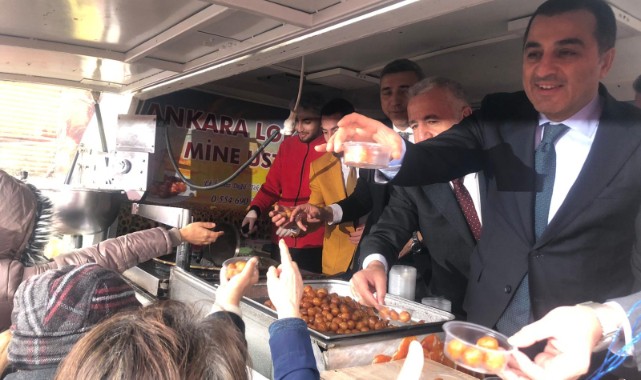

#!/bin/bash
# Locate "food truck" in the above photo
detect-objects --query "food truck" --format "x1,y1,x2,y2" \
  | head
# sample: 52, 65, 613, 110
1, 0, 640, 378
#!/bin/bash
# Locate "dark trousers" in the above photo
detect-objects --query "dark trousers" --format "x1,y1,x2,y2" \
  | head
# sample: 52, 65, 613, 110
267, 244, 323, 274
289, 247, 323, 274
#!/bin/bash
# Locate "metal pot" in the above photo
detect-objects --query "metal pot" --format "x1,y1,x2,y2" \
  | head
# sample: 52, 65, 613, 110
42, 187, 126, 235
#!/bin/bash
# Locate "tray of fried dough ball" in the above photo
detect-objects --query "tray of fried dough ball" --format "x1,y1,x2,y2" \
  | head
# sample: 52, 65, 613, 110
242, 280, 454, 343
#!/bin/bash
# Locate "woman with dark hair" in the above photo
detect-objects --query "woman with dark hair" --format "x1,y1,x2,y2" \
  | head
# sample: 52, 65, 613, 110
55, 301, 251, 380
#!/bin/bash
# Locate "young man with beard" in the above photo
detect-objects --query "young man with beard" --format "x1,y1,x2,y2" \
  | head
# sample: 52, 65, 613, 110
242, 94, 326, 273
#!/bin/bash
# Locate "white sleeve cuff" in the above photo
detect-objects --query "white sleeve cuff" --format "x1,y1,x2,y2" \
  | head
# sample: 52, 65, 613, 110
362, 254, 388, 273
328, 203, 343, 225
378, 139, 406, 181
604, 301, 634, 356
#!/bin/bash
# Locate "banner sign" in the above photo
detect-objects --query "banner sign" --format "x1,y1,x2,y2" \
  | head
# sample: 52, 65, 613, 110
139, 89, 288, 210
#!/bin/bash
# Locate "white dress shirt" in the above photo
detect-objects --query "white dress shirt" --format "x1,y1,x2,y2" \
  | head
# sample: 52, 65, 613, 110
539, 95, 601, 222
340, 156, 358, 189
393, 124, 415, 143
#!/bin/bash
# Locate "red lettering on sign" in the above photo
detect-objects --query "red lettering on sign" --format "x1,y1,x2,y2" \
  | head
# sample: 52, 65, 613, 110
220, 115, 234, 134
187, 109, 203, 129
202, 114, 218, 132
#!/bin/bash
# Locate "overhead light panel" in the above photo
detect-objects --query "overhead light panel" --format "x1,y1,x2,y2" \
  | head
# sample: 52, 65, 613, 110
306, 68, 378, 90
138, 54, 251, 94
260, 0, 419, 53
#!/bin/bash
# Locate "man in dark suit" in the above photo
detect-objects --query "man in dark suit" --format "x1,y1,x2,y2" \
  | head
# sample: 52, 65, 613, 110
323, 0, 641, 348
354, 77, 481, 318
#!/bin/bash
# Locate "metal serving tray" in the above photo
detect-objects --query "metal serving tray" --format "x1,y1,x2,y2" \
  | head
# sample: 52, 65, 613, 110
242, 279, 454, 345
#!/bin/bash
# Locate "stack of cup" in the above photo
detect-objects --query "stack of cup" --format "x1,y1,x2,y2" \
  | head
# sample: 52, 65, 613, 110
388, 265, 417, 300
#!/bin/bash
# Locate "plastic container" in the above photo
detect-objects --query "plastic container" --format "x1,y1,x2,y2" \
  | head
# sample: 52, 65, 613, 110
222, 256, 278, 280
388, 265, 417, 300
222, 256, 253, 280
442, 321, 514, 374
343, 142, 391, 169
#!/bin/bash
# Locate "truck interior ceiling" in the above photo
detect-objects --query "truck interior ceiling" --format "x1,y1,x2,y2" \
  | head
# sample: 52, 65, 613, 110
0, 0, 639, 114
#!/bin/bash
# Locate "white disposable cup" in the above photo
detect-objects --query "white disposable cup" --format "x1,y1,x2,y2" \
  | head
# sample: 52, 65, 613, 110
388, 265, 417, 300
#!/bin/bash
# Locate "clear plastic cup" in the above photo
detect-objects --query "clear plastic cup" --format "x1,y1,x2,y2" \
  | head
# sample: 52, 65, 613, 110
343, 142, 391, 169
442, 321, 514, 374
222, 256, 252, 280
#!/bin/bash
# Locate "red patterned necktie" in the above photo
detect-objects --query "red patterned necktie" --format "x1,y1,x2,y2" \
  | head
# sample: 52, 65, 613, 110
452, 177, 482, 241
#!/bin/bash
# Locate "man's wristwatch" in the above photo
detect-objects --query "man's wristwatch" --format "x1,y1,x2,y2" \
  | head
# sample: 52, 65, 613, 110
410, 231, 423, 255
579, 301, 620, 352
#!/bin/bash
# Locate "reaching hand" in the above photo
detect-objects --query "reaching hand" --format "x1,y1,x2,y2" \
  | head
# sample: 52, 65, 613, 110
317, 113, 404, 160
179, 222, 224, 245
290, 203, 328, 231
500, 305, 612, 380
241, 210, 258, 237
269, 204, 290, 227
348, 225, 365, 245
270, 206, 301, 238
218, 257, 259, 308
266, 240, 304, 319
349, 260, 388, 308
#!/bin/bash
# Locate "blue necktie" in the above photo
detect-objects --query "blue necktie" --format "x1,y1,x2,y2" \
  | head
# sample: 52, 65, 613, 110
496, 123, 568, 335
398, 131, 411, 141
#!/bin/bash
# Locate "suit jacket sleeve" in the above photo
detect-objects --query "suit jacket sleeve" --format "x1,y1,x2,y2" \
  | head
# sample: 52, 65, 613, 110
358, 186, 417, 268
336, 175, 372, 223
392, 109, 485, 187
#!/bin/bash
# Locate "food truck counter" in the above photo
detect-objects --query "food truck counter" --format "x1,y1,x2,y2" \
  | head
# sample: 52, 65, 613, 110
168, 267, 476, 379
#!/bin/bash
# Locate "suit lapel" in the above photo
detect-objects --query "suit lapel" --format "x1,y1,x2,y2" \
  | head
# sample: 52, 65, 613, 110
537, 94, 641, 246
502, 105, 539, 245
477, 170, 488, 226
427, 183, 476, 245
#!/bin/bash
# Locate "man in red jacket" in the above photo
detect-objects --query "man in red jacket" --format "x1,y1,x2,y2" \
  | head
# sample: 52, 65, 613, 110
242, 94, 326, 273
